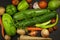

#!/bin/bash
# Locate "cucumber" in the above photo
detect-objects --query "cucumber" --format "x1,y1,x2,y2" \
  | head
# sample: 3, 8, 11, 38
13, 9, 50, 21
2, 14, 16, 36
16, 12, 56, 28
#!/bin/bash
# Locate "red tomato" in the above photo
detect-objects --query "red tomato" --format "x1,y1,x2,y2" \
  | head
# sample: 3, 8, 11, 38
38, 1, 47, 9
12, 0, 19, 5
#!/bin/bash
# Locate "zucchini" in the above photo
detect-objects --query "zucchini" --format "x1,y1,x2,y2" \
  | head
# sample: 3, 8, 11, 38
16, 12, 56, 28
13, 9, 50, 21
2, 14, 16, 36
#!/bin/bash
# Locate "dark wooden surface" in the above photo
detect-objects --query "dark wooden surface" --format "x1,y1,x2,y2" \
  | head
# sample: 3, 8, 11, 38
0, 0, 60, 40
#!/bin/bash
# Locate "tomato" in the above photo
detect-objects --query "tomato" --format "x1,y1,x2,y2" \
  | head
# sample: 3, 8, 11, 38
26, 0, 32, 3
38, 1, 47, 9
12, 0, 19, 5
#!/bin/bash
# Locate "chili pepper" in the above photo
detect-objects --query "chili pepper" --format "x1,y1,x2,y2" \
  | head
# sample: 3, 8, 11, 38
35, 14, 58, 28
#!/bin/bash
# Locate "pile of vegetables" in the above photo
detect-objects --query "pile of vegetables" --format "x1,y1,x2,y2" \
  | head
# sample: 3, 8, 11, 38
0, 0, 60, 40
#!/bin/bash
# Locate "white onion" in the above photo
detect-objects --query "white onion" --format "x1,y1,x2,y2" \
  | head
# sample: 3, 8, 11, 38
33, 2, 40, 9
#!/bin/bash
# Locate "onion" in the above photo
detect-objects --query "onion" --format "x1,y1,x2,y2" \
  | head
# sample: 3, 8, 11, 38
41, 29, 49, 38
33, 2, 40, 9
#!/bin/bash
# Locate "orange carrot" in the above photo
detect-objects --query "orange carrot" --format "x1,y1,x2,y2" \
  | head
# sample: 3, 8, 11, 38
0, 16, 4, 38
27, 27, 42, 31
1, 22, 4, 38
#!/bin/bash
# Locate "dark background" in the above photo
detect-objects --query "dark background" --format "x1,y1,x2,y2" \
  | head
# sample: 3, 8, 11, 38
0, 0, 60, 40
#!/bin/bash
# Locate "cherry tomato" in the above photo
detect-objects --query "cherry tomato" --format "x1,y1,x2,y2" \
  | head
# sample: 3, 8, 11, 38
38, 1, 47, 9
12, 0, 19, 5
26, 0, 32, 3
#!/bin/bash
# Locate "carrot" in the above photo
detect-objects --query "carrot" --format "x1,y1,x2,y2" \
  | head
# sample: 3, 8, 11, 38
1, 22, 4, 38
27, 27, 42, 31
0, 16, 4, 38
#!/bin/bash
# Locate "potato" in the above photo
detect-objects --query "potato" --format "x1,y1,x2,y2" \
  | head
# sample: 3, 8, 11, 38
0, 7, 5, 15
17, 29, 25, 35
41, 29, 49, 38
4, 35, 11, 40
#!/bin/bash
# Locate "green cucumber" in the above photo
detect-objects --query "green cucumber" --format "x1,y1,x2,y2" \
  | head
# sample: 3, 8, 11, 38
13, 9, 50, 21
16, 12, 56, 28
2, 14, 16, 36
